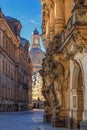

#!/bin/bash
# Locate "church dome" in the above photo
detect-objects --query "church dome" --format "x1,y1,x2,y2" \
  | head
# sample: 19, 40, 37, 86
33, 27, 39, 35
29, 47, 44, 65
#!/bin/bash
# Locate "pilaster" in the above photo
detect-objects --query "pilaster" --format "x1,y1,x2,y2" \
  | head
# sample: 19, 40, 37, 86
49, 0, 55, 41
54, 0, 65, 34
0, 30, 3, 48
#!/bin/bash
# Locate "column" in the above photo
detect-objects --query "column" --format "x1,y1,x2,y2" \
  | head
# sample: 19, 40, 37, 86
46, 8, 50, 38
46, 7, 50, 46
54, 0, 65, 34
49, 2, 55, 41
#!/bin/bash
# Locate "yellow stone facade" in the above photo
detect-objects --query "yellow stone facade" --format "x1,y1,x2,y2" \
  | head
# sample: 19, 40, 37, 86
40, 0, 87, 129
0, 9, 32, 111
29, 28, 45, 109
32, 72, 45, 109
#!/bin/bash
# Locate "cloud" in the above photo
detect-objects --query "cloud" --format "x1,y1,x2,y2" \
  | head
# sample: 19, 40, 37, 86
30, 19, 39, 26
19, 16, 40, 26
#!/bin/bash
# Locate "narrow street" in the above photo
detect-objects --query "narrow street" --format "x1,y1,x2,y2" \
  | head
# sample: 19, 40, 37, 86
0, 109, 70, 130
0, 109, 44, 130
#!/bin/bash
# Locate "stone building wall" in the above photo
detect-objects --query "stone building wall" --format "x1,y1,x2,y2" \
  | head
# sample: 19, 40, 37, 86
29, 28, 45, 109
40, 0, 87, 129
18, 39, 32, 111
0, 9, 32, 111
32, 72, 45, 109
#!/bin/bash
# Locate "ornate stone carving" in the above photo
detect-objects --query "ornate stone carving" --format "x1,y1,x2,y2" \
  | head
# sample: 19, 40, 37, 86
40, 33, 69, 113
53, 67, 69, 107
62, 29, 87, 59
72, 30, 87, 49
47, 0, 54, 8
74, 0, 85, 5
75, 8, 87, 25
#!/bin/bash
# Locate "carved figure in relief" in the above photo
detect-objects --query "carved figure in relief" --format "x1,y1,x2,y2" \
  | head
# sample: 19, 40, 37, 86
72, 30, 87, 52
51, 61, 69, 108
74, 0, 85, 5
40, 32, 69, 111
56, 71, 69, 107
40, 58, 54, 107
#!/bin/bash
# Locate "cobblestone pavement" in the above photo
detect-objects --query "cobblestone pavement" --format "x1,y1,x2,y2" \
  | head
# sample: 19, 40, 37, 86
0, 109, 71, 130
0, 109, 44, 130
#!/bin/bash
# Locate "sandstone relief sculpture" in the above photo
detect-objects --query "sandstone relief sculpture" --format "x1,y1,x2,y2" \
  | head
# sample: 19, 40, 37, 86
54, 68, 69, 108
74, 0, 85, 5
40, 31, 69, 121
72, 30, 87, 51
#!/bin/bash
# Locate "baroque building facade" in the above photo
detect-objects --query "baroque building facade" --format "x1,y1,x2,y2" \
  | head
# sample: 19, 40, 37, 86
40, 0, 87, 129
29, 28, 45, 109
0, 9, 32, 111
32, 72, 45, 109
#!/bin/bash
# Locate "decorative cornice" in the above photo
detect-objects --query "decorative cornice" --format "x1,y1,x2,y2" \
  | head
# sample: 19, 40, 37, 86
61, 28, 87, 59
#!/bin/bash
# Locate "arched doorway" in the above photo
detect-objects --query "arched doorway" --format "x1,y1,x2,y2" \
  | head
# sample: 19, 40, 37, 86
72, 61, 83, 128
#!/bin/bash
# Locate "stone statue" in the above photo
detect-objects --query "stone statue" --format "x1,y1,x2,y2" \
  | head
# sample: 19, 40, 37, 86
40, 31, 69, 122
54, 69, 69, 107
74, 0, 85, 5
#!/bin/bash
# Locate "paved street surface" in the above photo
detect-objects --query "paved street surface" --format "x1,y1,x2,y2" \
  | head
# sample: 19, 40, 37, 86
0, 109, 44, 130
0, 109, 70, 130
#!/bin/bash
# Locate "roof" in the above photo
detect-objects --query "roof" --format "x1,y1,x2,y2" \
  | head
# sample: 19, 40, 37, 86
30, 47, 44, 54
5, 16, 20, 22
29, 47, 45, 64
33, 27, 39, 35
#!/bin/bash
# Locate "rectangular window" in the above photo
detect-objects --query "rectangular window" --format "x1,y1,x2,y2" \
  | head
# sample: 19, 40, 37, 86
73, 96, 77, 108
3, 59, 4, 75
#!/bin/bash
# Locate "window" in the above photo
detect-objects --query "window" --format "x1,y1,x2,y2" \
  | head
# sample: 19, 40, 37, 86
3, 59, 4, 75
6, 63, 7, 77
73, 96, 77, 108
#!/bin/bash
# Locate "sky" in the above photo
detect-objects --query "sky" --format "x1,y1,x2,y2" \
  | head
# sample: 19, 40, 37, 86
0, 0, 45, 51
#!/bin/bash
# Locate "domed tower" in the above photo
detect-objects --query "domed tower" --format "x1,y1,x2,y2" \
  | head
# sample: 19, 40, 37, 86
30, 28, 44, 73
31, 27, 41, 49
29, 28, 45, 109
